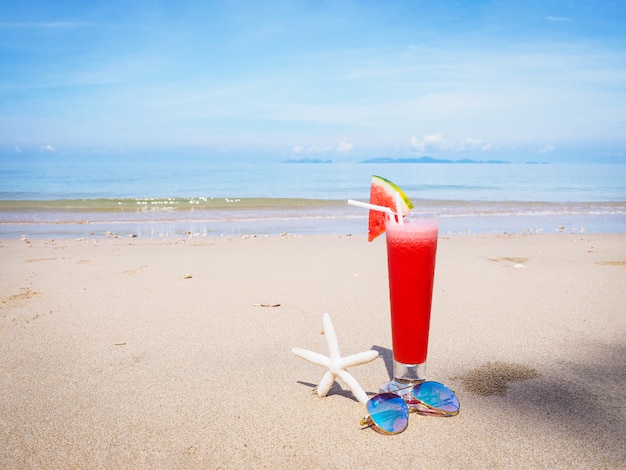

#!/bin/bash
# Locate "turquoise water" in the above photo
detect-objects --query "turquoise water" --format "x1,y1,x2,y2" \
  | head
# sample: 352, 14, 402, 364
1, 155, 625, 237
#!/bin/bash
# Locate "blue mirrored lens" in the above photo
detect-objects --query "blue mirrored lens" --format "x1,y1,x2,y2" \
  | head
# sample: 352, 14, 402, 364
411, 381, 460, 413
366, 393, 409, 434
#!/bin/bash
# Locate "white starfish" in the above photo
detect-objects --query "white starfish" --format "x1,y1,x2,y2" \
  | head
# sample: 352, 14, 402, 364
292, 313, 379, 404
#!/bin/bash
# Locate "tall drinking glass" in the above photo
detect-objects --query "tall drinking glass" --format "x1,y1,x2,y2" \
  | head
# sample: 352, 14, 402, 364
380, 212, 439, 394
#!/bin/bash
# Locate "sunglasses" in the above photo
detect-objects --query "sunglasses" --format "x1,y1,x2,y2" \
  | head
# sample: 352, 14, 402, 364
360, 381, 460, 434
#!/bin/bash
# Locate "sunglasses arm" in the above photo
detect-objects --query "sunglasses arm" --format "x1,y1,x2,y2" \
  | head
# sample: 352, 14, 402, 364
359, 415, 373, 428
408, 401, 459, 417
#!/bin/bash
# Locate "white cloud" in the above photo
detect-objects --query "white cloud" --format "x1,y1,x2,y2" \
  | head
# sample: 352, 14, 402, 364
292, 144, 332, 154
547, 16, 572, 22
40, 144, 55, 152
0, 22, 92, 29
458, 137, 481, 150
291, 140, 354, 154
410, 136, 425, 152
538, 144, 555, 153
336, 139, 354, 153
410, 133, 448, 152
308, 145, 332, 153
410, 133, 491, 152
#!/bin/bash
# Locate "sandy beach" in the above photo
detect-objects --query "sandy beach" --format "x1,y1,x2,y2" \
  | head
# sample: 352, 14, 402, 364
1, 232, 625, 469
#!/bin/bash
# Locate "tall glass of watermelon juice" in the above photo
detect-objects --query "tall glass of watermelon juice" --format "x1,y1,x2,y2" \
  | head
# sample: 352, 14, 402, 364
381, 212, 438, 393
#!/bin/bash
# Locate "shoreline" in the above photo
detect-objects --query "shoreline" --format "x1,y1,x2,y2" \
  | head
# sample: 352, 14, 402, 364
1, 232, 625, 467
2, 212, 625, 239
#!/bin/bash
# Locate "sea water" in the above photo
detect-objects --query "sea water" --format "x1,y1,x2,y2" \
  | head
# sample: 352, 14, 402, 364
0, 154, 624, 238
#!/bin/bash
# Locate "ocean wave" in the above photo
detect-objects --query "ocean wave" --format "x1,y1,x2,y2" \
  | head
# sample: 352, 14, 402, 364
0, 197, 625, 221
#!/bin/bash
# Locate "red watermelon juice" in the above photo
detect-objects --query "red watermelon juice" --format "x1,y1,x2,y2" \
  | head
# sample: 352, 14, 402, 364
383, 213, 438, 389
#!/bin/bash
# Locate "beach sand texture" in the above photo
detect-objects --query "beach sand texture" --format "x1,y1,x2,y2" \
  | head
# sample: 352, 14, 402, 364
1, 233, 625, 469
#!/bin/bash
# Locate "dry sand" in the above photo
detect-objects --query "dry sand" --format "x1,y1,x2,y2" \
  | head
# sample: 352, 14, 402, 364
1, 233, 625, 469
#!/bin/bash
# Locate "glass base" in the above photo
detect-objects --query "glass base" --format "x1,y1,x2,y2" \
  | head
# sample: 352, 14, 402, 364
380, 360, 426, 403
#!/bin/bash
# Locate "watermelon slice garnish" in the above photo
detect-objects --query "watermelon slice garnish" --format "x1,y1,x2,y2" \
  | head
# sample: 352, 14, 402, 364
367, 175, 414, 242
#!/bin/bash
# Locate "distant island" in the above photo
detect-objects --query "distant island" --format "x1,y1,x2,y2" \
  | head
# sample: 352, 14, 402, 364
282, 158, 332, 164
360, 156, 510, 164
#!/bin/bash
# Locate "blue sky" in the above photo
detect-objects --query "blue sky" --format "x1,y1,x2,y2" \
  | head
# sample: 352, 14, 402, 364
1, 0, 625, 162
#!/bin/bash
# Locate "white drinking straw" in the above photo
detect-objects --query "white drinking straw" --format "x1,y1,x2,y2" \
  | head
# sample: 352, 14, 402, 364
347, 199, 397, 224
395, 191, 404, 225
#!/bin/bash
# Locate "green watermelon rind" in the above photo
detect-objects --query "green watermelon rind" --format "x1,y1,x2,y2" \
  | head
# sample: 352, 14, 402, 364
372, 175, 415, 211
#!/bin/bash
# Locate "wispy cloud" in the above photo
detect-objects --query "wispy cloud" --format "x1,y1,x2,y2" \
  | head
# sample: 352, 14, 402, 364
336, 140, 354, 153
547, 16, 573, 22
411, 133, 449, 152
0, 22, 93, 29
291, 140, 354, 155
292, 144, 332, 154
538, 144, 556, 153
410, 133, 493, 153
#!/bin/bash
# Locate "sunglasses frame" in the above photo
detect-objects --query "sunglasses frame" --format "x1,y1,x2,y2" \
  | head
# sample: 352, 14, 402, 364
360, 381, 459, 434
360, 392, 409, 435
